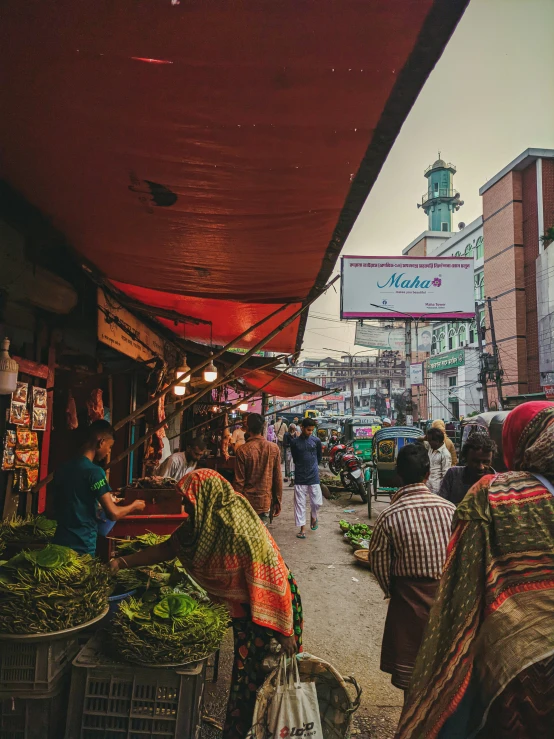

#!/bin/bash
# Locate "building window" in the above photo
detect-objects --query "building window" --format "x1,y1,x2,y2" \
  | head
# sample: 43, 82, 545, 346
448, 326, 458, 350
449, 375, 457, 388
438, 331, 447, 353
479, 308, 486, 328
441, 222, 449, 232
464, 243, 473, 257
469, 321, 476, 345
475, 236, 484, 260
474, 272, 485, 302
459, 325, 467, 346
434, 182, 439, 193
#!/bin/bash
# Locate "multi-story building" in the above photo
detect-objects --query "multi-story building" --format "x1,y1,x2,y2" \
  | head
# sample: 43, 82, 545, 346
479, 148, 554, 405
404, 158, 486, 419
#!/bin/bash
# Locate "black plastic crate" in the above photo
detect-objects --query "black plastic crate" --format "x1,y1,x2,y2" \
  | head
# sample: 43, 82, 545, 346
0, 676, 69, 739
65, 637, 207, 739
0, 636, 79, 693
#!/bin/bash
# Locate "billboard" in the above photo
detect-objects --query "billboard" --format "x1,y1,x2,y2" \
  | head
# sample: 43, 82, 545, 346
409, 363, 424, 386
341, 256, 475, 320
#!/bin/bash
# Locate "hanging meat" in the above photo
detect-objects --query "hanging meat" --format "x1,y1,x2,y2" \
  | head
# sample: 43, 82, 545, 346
87, 389, 104, 423
66, 393, 78, 430
221, 413, 231, 460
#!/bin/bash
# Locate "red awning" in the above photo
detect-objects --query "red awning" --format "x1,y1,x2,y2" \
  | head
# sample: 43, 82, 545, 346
236, 369, 323, 398
1, 1, 468, 353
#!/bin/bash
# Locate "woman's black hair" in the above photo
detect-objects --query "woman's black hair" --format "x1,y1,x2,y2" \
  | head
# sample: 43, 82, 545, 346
396, 443, 430, 485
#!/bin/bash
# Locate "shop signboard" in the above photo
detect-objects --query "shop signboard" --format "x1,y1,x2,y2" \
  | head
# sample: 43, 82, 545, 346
544, 385, 554, 400
428, 349, 465, 373
409, 363, 424, 386
97, 289, 166, 361
341, 255, 475, 320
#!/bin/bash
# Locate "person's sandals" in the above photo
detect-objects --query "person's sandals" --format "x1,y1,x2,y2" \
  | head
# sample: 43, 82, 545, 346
310, 519, 319, 531
296, 532, 306, 539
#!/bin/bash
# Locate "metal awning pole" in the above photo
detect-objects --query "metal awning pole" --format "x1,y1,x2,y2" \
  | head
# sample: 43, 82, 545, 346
112, 303, 292, 431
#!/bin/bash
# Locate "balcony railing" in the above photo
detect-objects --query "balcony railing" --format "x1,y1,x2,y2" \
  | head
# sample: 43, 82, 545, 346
424, 162, 456, 176
421, 188, 460, 206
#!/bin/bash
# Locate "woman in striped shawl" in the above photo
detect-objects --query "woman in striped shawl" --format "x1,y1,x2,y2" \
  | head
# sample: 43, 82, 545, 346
396, 401, 554, 739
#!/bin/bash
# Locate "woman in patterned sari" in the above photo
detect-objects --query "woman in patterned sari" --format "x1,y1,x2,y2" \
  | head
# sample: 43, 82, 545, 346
396, 401, 554, 739
110, 469, 303, 739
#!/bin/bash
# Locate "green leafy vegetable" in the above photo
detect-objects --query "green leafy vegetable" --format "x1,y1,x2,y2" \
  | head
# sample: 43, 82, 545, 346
153, 593, 198, 620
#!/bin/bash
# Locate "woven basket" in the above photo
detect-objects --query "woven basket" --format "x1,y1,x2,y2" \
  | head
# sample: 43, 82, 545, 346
353, 550, 371, 569
249, 653, 361, 739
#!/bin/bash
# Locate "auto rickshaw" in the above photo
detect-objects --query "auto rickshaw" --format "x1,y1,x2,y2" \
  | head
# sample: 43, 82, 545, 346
460, 411, 509, 471
343, 417, 382, 464
369, 426, 424, 518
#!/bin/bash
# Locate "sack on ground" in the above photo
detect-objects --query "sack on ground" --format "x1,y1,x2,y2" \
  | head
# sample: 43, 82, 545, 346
267, 655, 323, 739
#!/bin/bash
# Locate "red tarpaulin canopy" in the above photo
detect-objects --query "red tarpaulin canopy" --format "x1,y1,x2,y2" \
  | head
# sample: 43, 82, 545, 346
0, 0, 468, 353
236, 368, 324, 398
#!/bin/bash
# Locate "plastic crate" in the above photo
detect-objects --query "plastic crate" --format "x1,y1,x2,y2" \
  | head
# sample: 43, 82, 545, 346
65, 637, 207, 739
0, 675, 69, 739
0, 636, 79, 693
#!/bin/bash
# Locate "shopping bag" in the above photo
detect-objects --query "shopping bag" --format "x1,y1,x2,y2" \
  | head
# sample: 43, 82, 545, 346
267, 655, 323, 739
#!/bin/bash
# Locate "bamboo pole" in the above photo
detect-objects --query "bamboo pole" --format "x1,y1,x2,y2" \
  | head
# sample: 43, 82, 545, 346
104, 275, 338, 471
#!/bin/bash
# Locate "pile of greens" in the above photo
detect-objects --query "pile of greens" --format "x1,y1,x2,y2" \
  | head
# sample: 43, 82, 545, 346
340, 521, 373, 550
112, 534, 208, 602
0, 544, 110, 634
0, 515, 56, 553
111, 589, 228, 665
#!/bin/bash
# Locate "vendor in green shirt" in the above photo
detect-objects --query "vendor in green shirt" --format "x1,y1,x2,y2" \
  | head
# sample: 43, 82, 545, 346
52, 420, 145, 556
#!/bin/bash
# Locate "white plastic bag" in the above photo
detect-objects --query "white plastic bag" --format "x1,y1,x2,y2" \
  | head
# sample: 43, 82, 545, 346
267, 655, 323, 739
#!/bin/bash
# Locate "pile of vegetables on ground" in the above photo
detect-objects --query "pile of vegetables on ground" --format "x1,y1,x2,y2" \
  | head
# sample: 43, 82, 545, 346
111, 588, 228, 665
339, 520, 372, 550
0, 544, 110, 634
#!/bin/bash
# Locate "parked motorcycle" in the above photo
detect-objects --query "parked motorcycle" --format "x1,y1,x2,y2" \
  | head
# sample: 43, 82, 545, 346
339, 450, 368, 503
328, 442, 367, 503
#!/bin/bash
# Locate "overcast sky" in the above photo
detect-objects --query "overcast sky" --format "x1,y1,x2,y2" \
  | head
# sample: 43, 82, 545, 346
302, 0, 554, 361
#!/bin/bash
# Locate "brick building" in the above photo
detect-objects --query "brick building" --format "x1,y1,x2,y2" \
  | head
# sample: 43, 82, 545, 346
479, 149, 554, 406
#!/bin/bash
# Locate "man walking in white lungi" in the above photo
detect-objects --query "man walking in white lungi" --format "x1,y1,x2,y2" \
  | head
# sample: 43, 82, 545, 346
290, 417, 323, 539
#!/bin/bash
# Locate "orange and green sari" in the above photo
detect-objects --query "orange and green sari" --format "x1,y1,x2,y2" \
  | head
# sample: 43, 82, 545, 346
397, 402, 554, 739
170, 469, 303, 739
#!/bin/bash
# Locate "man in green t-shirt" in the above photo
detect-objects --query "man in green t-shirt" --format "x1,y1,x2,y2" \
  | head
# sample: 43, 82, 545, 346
52, 420, 145, 556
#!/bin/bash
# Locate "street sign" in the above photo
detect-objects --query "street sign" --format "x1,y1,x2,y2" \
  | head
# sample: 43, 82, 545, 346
409, 363, 424, 386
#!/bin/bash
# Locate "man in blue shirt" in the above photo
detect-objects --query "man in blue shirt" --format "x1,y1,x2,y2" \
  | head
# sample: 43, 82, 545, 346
52, 421, 145, 556
290, 417, 323, 539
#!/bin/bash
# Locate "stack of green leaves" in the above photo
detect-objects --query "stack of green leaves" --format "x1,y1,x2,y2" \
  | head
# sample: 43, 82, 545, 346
111, 590, 228, 665
0, 544, 110, 634
112, 534, 209, 602
0, 515, 56, 553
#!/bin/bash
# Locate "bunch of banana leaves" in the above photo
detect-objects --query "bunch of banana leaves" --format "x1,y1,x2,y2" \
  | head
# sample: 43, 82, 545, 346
0, 544, 110, 634
111, 588, 228, 665
0, 515, 56, 553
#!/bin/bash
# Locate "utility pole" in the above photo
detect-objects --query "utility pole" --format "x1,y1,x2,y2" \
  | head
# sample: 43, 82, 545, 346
475, 302, 489, 413
486, 297, 503, 410
349, 355, 355, 415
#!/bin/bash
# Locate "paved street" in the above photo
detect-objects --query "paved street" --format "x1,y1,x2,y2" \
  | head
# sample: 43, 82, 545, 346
203, 476, 403, 738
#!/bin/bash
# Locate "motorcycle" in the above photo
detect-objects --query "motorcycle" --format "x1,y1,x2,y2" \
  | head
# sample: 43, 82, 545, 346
328, 442, 347, 475
329, 442, 367, 503
339, 450, 368, 503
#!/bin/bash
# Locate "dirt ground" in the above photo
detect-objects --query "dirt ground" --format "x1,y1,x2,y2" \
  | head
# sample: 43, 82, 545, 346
202, 471, 402, 738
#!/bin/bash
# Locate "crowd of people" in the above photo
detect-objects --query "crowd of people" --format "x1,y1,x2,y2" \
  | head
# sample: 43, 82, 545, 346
49, 402, 554, 738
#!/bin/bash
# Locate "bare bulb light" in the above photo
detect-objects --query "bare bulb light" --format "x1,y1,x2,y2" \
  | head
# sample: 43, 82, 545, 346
239, 403, 248, 412
174, 357, 191, 396
203, 355, 218, 383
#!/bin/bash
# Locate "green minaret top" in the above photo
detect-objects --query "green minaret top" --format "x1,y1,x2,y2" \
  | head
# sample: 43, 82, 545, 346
417, 153, 464, 232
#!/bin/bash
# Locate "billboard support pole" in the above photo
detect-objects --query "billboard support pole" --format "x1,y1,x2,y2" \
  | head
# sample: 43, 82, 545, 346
475, 301, 489, 413
405, 319, 413, 418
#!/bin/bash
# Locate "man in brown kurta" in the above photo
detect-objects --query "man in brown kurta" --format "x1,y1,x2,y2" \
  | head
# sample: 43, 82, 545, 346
234, 413, 282, 525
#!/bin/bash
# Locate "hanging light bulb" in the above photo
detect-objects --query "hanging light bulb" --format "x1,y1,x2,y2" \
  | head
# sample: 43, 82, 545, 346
0, 338, 19, 395
174, 357, 191, 396
212, 405, 220, 413
203, 354, 218, 383
238, 403, 248, 412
